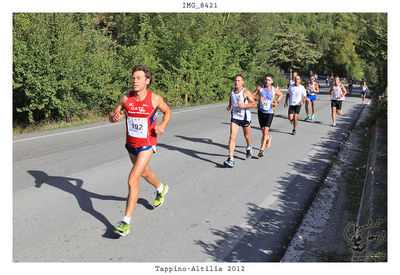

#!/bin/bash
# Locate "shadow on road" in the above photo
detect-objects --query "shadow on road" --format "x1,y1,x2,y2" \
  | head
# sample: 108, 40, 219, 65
159, 136, 245, 167
194, 104, 365, 262
27, 170, 152, 239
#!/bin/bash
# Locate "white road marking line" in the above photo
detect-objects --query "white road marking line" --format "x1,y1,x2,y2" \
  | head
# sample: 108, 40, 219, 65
13, 103, 226, 142
12, 122, 124, 143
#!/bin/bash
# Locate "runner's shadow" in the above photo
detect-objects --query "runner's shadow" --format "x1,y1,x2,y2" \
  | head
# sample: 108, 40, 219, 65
175, 135, 246, 162
158, 142, 229, 168
27, 170, 152, 239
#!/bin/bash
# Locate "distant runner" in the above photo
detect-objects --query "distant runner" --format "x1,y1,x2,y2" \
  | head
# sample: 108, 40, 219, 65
304, 75, 320, 121
329, 76, 348, 126
109, 65, 172, 236
360, 80, 369, 104
288, 71, 298, 88
284, 74, 307, 135
253, 74, 283, 157
348, 78, 353, 95
224, 75, 257, 167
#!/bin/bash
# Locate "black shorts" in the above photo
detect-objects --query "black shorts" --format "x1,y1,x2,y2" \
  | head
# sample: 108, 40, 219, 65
331, 100, 343, 110
231, 118, 251, 127
258, 112, 274, 128
288, 105, 301, 115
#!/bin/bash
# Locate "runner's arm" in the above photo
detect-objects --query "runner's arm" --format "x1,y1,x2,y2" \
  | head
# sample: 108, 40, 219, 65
109, 94, 128, 123
340, 84, 348, 98
301, 89, 307, 105
315, 83, 320, 93
284, 92, 289, 107
238, 89, 257, 108
153, 94, 171, 135
273, 89, 283, 107
227, 91, 232, 111
252, 86, 262, 101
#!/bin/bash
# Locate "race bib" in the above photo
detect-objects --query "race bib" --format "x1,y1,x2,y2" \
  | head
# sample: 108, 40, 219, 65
127, 117, 148, 138
233, 106, 241, 114
261, 99, 272, 111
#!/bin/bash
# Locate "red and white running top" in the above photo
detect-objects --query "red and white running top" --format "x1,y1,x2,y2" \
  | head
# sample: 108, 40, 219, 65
124, 91, 158, 148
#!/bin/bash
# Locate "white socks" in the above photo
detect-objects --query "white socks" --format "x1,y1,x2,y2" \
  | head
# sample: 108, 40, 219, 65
123, 216, 131, 224
156, 183, 164, 193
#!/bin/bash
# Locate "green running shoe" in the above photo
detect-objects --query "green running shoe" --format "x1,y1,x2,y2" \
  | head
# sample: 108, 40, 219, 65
154, 184, 169, 208
114, 221, 130, 236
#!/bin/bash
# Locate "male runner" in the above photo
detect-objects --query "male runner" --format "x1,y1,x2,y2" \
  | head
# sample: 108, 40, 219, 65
287, 71, 298, 88
329, 75, 347, 126
360, 80, 369, 104
348, 78, 353, 95
304, 75, 320, 121
224, 75, 256, 167
109, 65, 172, 236
329, 75, 334, 88
253, 74, 283, 157
284, 74, 307, 135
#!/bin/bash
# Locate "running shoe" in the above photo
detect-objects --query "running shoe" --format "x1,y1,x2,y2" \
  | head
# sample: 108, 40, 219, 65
223, 157, 235, 168
114, 221, 130, 236
258, 149, 264, 158
154, 184, 169, 208
292, 129, 296, 135
266, 135, 272, 148
304, 115, 310, 121
246, 147, 253, 159
311, 114, 315, 121
332, 122, 336, 126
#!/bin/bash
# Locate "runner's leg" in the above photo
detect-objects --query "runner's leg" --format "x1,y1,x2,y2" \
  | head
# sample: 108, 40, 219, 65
293, 113, 298, 131
331, 106, 336, 123
288, 113, 294, 123
260, 126, 270, 150
243, 125, 251, 148
134, 155, 161, 190
125, 149, 154, 217
312, 100, 316, 116
305, 99, 310, 116
228, 122, 240, 157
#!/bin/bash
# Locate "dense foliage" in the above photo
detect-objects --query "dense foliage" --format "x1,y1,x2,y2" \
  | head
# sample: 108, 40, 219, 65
13, 13, 387, 126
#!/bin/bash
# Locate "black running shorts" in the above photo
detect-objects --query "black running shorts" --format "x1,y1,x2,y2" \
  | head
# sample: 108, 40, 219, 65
258, 112, 274, 128
231, 118, 251, 127
288, 105, 301, 115
331, 100, 343, 110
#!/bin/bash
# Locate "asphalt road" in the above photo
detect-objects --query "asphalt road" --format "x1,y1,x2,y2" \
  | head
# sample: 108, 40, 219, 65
13, 82, 368, 262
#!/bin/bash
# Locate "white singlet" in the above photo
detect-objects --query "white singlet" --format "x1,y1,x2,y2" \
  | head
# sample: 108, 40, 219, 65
308, 82, 317, 96
332, 84, 345, 101
231, 88, 251, 121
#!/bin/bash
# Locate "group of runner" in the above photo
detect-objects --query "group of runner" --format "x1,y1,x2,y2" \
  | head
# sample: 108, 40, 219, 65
223, 71, 349, 167
108, 65, 368, 236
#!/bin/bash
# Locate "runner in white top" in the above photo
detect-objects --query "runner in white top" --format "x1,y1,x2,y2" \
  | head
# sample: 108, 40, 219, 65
284, 75, 307, 135
224, 75, 256, 168
329, 76, 348, 126
360, 80, 369, 104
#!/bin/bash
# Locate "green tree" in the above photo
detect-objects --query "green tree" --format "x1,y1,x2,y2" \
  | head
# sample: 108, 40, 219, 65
271, 21, 322, 78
